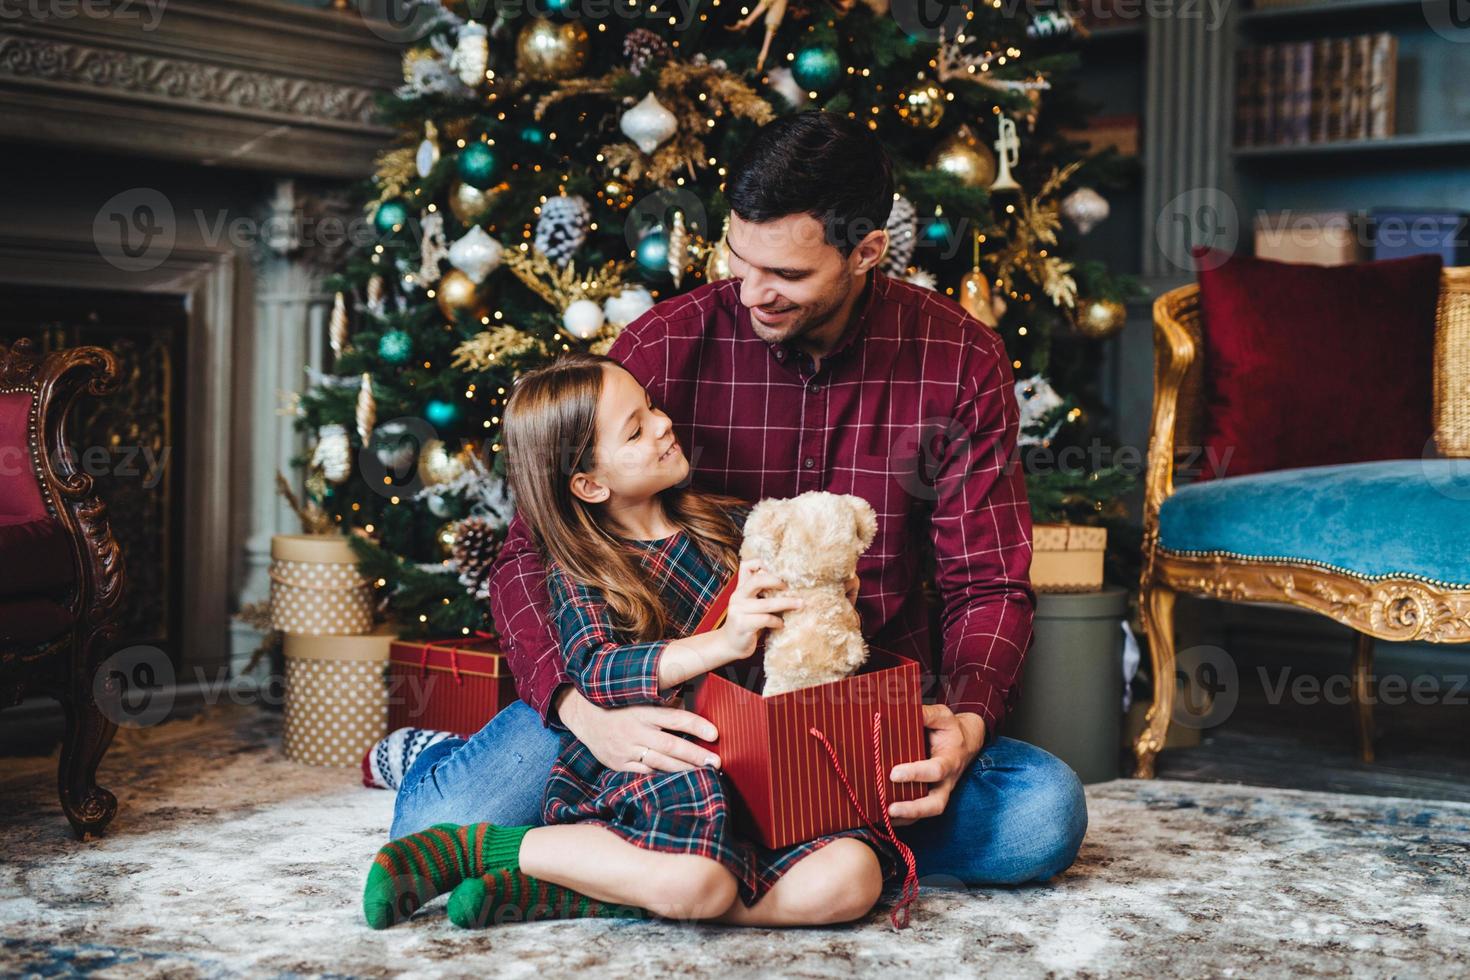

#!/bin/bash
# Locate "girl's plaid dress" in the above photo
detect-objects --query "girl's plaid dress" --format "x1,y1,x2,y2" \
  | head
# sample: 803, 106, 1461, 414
542, 507, 898, 907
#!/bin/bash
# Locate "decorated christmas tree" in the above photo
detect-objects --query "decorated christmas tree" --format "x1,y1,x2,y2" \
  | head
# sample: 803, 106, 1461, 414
295, 0, 1139, 637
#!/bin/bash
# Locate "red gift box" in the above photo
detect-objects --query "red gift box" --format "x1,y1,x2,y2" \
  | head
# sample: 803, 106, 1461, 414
387, 636, 516, 737
691, 649, 927, 850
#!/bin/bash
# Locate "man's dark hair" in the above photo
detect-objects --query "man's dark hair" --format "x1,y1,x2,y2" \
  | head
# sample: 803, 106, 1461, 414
725, 111, 894, 257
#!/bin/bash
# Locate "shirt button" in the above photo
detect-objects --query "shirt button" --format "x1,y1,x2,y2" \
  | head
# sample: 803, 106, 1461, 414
804, 457, 815, 469
810, 384, 822, 394
774, 349, 785, 360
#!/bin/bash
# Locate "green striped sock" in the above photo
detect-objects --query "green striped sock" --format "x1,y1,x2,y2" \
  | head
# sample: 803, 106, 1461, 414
363, 822, 531, 929
446, 869, 649, 928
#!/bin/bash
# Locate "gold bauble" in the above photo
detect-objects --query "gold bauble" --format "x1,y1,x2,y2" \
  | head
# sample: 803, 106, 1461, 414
448, 179, 497, 225
959, 270, 998, 328
1076, 298, 1128, 339
435, 269, 489, 323
419, 438, 467, 487
896, 82, 946, 129
435, 521, 460, 558
928, 126, 997, 189
516, 17, 590, 82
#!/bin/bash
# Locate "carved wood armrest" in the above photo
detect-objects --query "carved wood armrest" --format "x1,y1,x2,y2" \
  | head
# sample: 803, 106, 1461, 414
1143, 288, 1198, 543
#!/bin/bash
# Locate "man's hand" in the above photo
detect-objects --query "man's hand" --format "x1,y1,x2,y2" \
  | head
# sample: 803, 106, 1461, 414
556, 686, 721, 774
886, 704, 986, 825
843, 574, 860, 608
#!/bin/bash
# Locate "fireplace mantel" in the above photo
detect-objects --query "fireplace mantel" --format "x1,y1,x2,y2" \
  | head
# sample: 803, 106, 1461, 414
0, 0, 401, 178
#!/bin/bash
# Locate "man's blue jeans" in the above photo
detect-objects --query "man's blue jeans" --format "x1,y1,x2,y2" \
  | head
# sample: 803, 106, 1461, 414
390, 700, 1088, 886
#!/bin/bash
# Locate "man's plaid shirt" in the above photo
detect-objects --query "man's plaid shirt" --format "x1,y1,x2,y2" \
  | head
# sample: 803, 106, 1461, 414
490, 270, 1036, 734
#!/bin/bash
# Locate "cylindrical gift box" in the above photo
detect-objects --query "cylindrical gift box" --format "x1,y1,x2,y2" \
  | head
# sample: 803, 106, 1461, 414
282, 628, 394, 767
269, 533, 374, 636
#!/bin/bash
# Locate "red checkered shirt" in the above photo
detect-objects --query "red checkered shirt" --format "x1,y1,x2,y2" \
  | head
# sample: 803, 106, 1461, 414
489, 269, 1036, 734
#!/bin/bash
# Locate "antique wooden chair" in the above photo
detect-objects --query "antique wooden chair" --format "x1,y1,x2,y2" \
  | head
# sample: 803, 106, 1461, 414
0, 339, 127, 836
1135, 268, 1470, 777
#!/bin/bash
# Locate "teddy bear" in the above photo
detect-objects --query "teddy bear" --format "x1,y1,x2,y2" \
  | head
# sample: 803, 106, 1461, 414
739, 491, 878, 696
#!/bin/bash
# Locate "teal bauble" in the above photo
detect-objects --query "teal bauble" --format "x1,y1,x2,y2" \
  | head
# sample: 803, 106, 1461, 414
544, 0, 574, 14
377, 330, 413, 365
456, 143, 500, 189
791, 45, 842, 96
425, 399, 459, 430
635, 230, 669, 277
520, 125, 546, 146
374, 199, 410, 235
922, 216, 952, 244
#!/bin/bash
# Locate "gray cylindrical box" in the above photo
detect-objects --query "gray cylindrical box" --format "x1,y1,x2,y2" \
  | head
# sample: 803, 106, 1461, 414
1004, 586, 1128, 784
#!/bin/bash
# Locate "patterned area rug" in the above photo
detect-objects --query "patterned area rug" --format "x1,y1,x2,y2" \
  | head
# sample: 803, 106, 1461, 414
2, 706, 1468, 978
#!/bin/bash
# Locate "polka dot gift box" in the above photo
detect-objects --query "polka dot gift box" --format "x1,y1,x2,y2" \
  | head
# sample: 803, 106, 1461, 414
282, 628, 394, 767
269, 534, 374, 636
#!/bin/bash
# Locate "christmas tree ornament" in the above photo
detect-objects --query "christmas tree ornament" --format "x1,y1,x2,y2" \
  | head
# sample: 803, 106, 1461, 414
425, 398, 460, 430
896, 81, 946, 129
452, 515, 504, 601
635, 228, 670, 278
515, 17, 589, 82
1027, 8, 1076, 40
620, 92, 678, 155
378, 329, 414, 365
959, 229, 998, 327
765, 66, 807, 108
519, 125, 546, 146
418, 209, 450, 284
881, 195, 917, 276
623, 27, 671, 77
419, 438, 467, 487
563, 298, 606, 340
921, 213, 952, 245
904, 268, 938, 290
451, 20, 489, 88
456, 142, 500, 189
1061, 187, 1111, 235
704, 214, 732, 281
534, 194, 591, 268
928, 125, 997, 189
374, 199, 409, 236
448, 225, 504, 284
312, 424, 352, 484
668, 210, 690, 288
1076, 297, 1127, 339
727, 0, 789, 73
990, 116, 1022, 192
448, 179, 495, 225
416, 120, 441, 179
371, 420, 417, 475
435, 269, 489, 322
356, 373, 376, 444
329, 291, 349, 359
603, 285, 655, 328
791, 44, 841, 96
426, 492, 451, 519
435, 520, 460, 559
366, 274, 386, 315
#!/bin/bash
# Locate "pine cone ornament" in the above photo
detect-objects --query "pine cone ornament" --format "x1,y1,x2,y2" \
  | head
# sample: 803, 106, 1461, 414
623, 28, 670, 77
534, 194, 591, 268
453, 515, 505, 601
882, 195, 917, 276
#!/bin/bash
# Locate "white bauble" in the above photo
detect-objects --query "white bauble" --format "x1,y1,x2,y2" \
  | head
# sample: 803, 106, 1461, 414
620, 92, 678, 155
1061, 187, 1111, 235
563, 299, 606, 339
602, 286, 655, 328
312, 424, 351, 484
451, 21, 489, 88
448, 226, 504, 284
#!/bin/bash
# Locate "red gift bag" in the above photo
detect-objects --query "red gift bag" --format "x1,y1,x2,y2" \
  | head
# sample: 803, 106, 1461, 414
387, 635, 517, 737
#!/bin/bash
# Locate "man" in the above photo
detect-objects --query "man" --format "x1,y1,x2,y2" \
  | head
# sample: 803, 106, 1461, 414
390, 112, 1086, 885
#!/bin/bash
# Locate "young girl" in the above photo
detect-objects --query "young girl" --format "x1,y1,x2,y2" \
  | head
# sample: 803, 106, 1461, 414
363, 353, 897, 929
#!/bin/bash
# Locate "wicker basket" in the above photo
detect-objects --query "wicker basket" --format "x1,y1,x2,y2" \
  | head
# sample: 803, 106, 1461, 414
269, 534, 374, 636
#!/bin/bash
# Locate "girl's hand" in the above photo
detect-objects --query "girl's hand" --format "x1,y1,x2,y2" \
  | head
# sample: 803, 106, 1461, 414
717, 559, 802, 664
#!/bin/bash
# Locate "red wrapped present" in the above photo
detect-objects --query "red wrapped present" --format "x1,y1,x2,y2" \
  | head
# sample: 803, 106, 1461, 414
691, 649, 927, 851
387, 634, 516, 737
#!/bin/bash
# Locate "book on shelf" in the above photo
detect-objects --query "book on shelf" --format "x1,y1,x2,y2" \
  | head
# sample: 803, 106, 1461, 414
1234, 32, 1397, 147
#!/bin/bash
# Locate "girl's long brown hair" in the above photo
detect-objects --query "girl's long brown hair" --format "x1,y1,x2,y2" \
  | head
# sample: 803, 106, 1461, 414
503, 353, 745, 642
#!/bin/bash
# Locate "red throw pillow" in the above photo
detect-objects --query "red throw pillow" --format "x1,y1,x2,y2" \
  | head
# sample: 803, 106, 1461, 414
1191, 248, 1441, 480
